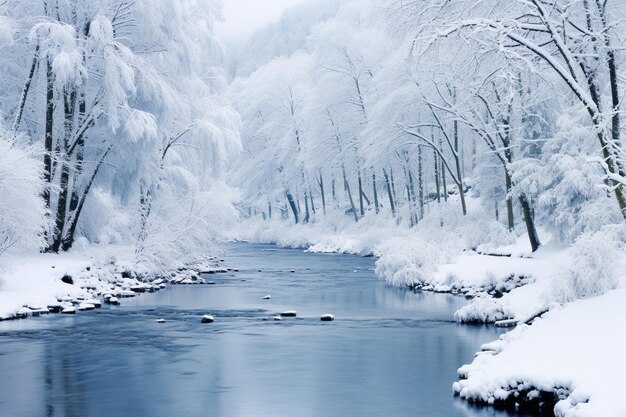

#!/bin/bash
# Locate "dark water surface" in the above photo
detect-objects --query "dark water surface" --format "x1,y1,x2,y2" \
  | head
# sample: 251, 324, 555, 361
0, 243, 521, 417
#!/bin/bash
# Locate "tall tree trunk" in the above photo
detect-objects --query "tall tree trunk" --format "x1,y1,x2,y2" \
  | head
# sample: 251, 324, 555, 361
43, 61, 54, 219
62, 147, 111, 251
319, 171, 327, 215
357, 170, 365, 217
441, 155, 448, 202
505, 169, 515, 232
453, 118, 467, 216
303, 190, 310, 223
68, 91, 86, 218
372, 172, 379, 214
408, 168, 418, 225
12, 44, 40, 140
286, 191, 299, 224
519, 194, 541, 252
343, 168, 358, 222
383, 168, 396, 217
50, 89, 76, 252
310, 190, 316, 215
390, 168, 398, 208
418, 146, 424, 219
434, 150, 441, 204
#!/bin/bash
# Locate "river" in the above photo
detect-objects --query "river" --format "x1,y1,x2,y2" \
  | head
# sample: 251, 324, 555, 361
0, 243, 526, 417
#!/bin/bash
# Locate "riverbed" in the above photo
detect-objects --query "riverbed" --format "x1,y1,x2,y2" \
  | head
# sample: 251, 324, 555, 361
0, 243, 527, 417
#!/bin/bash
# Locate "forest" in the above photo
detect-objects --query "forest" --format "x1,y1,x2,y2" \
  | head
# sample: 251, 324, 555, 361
0, 1, 625, 417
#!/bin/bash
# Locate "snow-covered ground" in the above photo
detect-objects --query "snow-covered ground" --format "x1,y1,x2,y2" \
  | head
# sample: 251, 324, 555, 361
454, 288, 626, 417
0, 246, 222, 321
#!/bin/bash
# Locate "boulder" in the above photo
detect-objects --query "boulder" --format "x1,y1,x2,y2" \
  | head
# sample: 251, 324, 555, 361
280, 311, 297, 317
61, 307, 76, 314
320, 314, 335, 322
77, 303, 95, 311
106, 297, 120, 306
201, 315, 215, 324
262, 295, 271, 300
47, 304, 62, 313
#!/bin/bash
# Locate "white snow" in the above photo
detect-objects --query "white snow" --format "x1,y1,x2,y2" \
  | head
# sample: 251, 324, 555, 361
0, 252, 90, 320
454, 288, 626, 417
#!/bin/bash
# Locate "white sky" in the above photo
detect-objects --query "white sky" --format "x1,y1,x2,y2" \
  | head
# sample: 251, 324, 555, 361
216, 0, 308, 42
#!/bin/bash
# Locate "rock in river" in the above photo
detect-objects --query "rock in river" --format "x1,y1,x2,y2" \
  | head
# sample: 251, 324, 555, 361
201, 315, 215, 324
61, 307, 76, 314
280, 311, 297, 317
262, 295, 271, 300
320, 314, 335, 322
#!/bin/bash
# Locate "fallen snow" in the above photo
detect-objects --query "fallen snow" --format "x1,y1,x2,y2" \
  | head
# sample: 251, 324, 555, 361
0, 244, 223, 321
454, 288, 626, 417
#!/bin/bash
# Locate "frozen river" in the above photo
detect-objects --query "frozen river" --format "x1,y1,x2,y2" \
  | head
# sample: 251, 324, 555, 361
0, 243, 526, 417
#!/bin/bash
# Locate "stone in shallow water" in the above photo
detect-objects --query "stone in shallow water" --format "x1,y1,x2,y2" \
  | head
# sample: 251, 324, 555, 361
262, 295, 271, 300
48, 304, 62, 313
156, 319, 166, 324
272, 316, 283, 321
77, 303, 95, 311
201, 315, 215, 324
61, 307, 76, 314
83, 299, 102, 308
280, 311, 297, 317
321, 314, 335, 322
106, 297, 120, 306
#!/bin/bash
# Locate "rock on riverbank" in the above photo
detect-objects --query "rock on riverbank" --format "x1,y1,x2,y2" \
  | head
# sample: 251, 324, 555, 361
0, 248, 229, 322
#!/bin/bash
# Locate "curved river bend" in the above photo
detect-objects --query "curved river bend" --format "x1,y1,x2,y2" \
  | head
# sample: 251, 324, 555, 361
0, 243, 526, 417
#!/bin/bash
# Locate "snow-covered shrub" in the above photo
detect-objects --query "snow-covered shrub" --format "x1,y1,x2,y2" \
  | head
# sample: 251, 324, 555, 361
454, 296, 512, 323
550, 225, 625, 302
375, 235, 457, 287
0, 135, 45, 258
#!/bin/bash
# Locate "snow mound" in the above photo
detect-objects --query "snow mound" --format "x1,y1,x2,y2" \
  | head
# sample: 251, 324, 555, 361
454, 288, 626, 417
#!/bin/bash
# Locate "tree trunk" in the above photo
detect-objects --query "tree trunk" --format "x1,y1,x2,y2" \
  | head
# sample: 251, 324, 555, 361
390, 168, 398, 209
519, 194, 541, 252
434, 150, 441, 204
62, 147, 111, 251
43, 60, 54, 215
358, 170, 365, 217
50, 89, 76, 252
319, 171, 327, 215
343, 168, 358, 222
505, 170, 515, 231
418, 146, 424, 219
286, 191, 299, 224
383, 168, 396, 217
372, 172, 379, 214
303, 190, 310, 223
12, 44, 40, 139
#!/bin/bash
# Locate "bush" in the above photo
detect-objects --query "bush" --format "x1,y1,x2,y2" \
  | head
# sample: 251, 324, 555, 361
551, 225, 625, 302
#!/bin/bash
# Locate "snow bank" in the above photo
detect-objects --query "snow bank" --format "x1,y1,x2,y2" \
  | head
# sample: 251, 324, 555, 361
230, 214, 405, 256
0, 244, 222, 321
453, 288, 626, 417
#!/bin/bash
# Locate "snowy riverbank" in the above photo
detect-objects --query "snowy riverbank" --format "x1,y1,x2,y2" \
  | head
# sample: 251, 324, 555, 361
232, 217, 626, 417
0, 246, 226, 321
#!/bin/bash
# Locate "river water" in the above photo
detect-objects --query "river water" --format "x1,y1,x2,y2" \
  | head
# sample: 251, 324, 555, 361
0, 243, 524, 417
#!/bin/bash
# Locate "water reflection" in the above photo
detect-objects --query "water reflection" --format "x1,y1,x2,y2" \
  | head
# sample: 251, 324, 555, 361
0, 243, 526, 417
